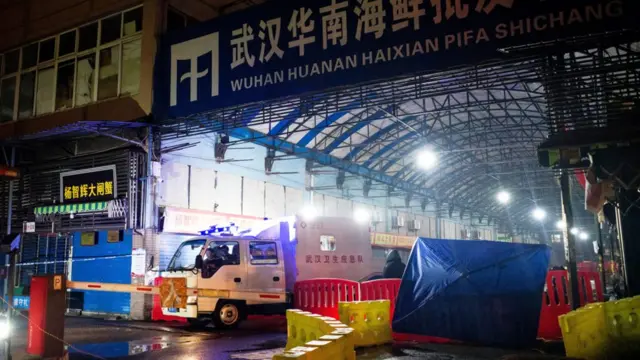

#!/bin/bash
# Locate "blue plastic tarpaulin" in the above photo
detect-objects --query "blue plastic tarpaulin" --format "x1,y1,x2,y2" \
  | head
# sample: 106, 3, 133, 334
392, 238, 550, 347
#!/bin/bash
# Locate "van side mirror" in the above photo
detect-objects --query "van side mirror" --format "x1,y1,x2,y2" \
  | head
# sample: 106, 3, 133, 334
195, 255, 203, 269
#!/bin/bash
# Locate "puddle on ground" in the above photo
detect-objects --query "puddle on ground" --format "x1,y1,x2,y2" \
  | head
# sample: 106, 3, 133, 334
229, 349, 283, 360
68, 337, 171, 358
228, 338, 287, 360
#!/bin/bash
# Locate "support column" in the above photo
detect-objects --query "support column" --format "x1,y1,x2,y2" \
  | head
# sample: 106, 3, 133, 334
144, 127, 155, 229
132, 126, 157, 320
435, 202, 442, 238
304, 167, 315, 206
4, 147, 15, 360
596, 217, 606, 292
138, 0, 167, 114
3, 147, 15, 301
130, 230, 156, 320
614, 204, 628, 296
560, 170, 580, 310
384, 196, 391, 233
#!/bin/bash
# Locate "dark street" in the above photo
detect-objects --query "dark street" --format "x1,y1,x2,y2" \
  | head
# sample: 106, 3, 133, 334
10, 316, 287, 359
0, 1, 638, 360
7, 316, 569, 360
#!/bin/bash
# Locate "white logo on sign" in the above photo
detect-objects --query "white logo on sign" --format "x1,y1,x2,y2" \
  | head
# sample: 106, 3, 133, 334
170, 33, 220, 106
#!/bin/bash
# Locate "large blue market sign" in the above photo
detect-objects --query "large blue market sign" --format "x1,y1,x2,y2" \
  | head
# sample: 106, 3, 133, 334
154, 0, 634, 119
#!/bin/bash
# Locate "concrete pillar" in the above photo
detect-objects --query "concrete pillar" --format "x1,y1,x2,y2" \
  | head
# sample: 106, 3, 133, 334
129, 229, 159, 320
435, 202, 442, 238
137, 0, 167, 114
304, 170, 315, 206
130, 1, 166, 319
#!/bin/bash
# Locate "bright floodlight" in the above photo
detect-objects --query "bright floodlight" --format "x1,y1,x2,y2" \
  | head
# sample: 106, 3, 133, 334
300, 205, 317, 220
0, 318, 9, 340
570, 227, 580, 235
416, 149, 438, 170
579, 232, 589, 240
556, 220, 566, 230
496, 191, 511, 204
353, 208, 371, 224
532, 208, 546, 221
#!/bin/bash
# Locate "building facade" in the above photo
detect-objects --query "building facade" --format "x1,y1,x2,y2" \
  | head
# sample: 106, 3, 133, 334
0, 0, 217, 318
0, 0, 498, 319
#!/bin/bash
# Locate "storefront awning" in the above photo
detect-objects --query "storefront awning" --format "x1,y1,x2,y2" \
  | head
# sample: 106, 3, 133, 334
34, 201, 108, 215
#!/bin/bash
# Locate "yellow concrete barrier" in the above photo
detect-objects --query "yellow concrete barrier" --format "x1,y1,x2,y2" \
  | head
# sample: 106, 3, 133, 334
560, 295, 640, 360
338, 300, 393, 347
275, 309, 356, 360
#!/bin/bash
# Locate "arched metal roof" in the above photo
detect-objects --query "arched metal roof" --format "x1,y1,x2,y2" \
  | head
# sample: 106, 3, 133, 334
162, 34, 640, 233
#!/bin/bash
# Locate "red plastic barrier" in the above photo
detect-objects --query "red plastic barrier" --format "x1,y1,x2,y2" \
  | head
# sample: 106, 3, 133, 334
151, 277, 187, 323
537, 270, 603, 339
577, 261, 598, 272
577, 271, 604, 304
360, 279, 401, 320
293, 278, 360, 319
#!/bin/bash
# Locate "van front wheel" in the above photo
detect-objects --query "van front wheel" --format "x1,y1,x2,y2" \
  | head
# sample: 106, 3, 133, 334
212, 301, 244, 329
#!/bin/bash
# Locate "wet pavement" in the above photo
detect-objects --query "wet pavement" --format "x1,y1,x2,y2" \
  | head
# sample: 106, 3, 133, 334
7, 316, 569, 360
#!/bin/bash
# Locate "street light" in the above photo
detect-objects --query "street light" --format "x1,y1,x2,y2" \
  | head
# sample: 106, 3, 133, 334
300, 205, 317, 220
353, 208, 371, 224
570, 227, 580, 235
579, 232, 589, 241
556, 220, 566, 230
532, 208, 546, 221
416, 149, 438, 170
496, 191, 511, 204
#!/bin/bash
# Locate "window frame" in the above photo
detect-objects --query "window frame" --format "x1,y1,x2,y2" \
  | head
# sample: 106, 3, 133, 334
206, 240, 241, 265
249, 241, 279, 265
201, 240, 241, 279
0, 5, 143, 123
320, 234, 337, 252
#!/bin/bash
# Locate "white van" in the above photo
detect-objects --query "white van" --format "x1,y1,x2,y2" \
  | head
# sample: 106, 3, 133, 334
160, 216, 384, 328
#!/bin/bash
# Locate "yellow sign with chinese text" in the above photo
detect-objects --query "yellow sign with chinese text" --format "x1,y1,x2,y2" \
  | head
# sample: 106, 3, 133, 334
63, 181, 114, 201
60, 165, 117, 203
370, 233, 416, 249
107, 230, 121, 243
80, 232, 97, 246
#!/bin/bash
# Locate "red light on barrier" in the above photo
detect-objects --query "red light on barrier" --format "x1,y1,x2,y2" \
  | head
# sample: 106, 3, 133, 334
0, 166, 19, 179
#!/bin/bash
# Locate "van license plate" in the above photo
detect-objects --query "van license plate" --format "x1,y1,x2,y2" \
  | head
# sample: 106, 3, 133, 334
168, 308, 177, 313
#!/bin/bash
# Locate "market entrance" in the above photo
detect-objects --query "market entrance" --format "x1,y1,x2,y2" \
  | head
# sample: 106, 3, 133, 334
152, 0, 640, 300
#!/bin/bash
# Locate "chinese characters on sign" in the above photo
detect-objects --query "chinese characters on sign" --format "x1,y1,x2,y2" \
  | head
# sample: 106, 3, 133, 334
226, 0, 516, 67
370, 232, 416, 249
306, 254, 365, 264
63, 181, 114, 201
162, 207, 265, 234
161, 0, 628, 118
60, 165, 117, 203
13, 296, 30, 310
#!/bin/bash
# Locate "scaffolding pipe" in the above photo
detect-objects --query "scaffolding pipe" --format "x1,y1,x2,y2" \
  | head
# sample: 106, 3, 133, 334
560, 170, 580, 311
144, 127, 155, 229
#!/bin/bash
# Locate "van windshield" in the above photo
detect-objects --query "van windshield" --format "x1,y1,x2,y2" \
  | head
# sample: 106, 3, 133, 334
167, 239, 206, 271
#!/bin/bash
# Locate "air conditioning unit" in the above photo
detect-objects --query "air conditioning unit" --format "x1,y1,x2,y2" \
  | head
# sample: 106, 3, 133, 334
370, 212, 383, 225
391, 216, 405, 229
407, 219, 421, 231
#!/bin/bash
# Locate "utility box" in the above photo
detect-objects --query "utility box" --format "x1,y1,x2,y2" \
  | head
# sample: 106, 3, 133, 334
391, 216, 405, 229
407, 220, 421, 231
27, 275, 67, 358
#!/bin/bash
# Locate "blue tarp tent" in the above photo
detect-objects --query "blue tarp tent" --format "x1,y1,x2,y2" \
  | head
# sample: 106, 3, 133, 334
392, 238, 550, 347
